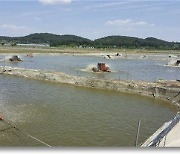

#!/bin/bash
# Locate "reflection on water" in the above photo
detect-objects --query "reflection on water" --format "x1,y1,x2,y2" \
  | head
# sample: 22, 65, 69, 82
0, 75, 178, 146
0, 54, 180, 81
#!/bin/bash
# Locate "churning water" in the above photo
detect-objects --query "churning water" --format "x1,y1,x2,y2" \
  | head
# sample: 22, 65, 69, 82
0, 54, 179, 81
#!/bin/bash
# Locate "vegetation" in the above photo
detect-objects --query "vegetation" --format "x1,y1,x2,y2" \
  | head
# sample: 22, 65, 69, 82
94, 36, 180, 50
0, 42, 5, 46
0, 33, 180, 50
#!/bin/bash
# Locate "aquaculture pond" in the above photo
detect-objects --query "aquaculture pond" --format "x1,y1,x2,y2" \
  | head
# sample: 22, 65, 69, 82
0, 75, 178, 146
0, 53, 179, 146
0, 53, 179, 81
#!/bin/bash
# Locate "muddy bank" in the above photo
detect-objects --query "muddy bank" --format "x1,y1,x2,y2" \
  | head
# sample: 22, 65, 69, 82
0, 66, 180, 106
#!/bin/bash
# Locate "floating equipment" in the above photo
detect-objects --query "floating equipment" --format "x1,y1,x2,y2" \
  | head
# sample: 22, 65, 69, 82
167, 59, 180, 67
175, 60, 180, 66
9, 55, 23, 62
26, 53, 33, 57
92, 63, 111, 72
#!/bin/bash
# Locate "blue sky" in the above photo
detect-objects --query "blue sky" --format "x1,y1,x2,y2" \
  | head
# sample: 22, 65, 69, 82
0, 0, 180, 41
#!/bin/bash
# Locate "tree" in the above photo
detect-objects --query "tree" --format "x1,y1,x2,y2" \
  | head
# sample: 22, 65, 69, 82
1, 42, 5, 46
11, 42, 17, 46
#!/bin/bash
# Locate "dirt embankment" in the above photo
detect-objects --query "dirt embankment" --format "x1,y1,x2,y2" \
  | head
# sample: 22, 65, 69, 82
1, 66, 180, 106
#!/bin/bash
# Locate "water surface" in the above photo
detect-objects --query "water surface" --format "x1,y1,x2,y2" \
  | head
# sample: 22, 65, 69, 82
0, 75, 178, 146
0, 54, 179, 81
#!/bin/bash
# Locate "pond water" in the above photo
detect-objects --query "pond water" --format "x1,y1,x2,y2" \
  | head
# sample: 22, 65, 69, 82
0, 75, 178, 146
0, 53, 179, 146
0, 54, 179, 81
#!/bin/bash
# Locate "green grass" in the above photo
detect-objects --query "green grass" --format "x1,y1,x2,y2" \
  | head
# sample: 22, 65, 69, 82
0, 45, 179, 54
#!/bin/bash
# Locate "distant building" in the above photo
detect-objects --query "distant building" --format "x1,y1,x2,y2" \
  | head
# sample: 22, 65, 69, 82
16, 43, 50, 47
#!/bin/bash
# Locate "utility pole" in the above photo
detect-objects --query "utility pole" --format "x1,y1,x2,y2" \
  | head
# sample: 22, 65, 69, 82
3, 56, 5, 72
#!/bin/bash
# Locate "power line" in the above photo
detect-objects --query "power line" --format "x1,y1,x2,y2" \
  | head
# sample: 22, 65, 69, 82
0, 117, 52, 147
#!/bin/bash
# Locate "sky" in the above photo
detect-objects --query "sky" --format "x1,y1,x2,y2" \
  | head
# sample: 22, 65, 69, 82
0, 0, 180, 42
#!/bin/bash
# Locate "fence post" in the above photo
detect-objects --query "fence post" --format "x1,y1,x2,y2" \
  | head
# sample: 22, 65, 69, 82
135, 118, 142, 147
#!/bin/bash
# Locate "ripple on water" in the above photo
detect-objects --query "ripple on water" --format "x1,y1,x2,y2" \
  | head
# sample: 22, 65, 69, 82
0, 74, 178, 146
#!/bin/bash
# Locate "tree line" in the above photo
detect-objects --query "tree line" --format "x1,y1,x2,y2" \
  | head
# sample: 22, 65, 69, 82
0, 33, 180, 50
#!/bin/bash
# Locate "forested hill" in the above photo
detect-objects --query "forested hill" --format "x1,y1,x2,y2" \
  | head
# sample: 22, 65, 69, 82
0, 33, 180, 50
94, 36, 180, 50
0, 33, 92, 47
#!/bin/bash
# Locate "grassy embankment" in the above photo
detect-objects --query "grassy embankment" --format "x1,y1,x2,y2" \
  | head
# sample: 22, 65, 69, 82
0, 45, 180, 55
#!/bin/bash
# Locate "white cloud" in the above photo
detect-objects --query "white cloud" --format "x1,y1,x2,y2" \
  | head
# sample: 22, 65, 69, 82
38, 0, 72, 5
107, 19, 131, 25
106, 19, 154, 27
85, 1, 131, 10
34, 16, 42, 21
0, 24, 31, 37
0, 24, 28, 31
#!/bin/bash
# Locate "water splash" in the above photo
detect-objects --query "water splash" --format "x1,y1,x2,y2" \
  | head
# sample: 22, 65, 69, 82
80, 63, 115, 73
2, 55, 23, 62
80, 64, 97, 72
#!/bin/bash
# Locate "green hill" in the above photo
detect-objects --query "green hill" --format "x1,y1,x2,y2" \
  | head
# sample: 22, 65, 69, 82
0, 33, 92, 47
94, 36, 179, 50
0, 33, 179, 50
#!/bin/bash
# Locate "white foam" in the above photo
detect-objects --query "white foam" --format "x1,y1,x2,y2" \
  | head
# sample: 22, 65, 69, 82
80, 64, 97, 72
